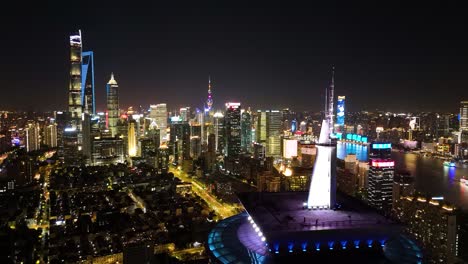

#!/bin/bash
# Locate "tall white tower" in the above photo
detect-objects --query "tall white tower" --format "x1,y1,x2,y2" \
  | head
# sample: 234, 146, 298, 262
307, 67, 337, 209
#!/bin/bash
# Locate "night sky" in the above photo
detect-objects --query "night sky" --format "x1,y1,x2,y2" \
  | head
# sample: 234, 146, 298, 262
1, 2, 468, 113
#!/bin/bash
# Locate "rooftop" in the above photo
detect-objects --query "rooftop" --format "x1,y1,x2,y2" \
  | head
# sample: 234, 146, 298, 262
238, 192, 395, 236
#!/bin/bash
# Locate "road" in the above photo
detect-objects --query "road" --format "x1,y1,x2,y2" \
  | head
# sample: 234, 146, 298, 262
170, 166, 238, 219
127, 190, 147, 213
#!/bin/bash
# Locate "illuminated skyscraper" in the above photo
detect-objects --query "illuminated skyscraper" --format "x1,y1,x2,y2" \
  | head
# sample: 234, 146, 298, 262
213, 112, 224, 153
241, 111, 252, 153
224, 102, 241, 159
150, 104, 167, 143
336, 95, 345, 133
206, 76, 213, 111
45, 123, 57, 148
256, 110, 282, 157
190, 136, 202, 159
368, 142, 394, 211
106, 73, 119, 137
81, 51, 95, 115
307, 68, 337, 209
460, 101, 468, 131
69, 31, 83, 127
128, 120, 137, 157
25, 121, 40, 152
180, 107, 188, 122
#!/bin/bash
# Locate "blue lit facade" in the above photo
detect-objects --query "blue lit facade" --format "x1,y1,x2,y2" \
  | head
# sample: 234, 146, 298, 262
291, 119, 297, 133
336, 96, 345, 128
81, 51, 95, 115
345, 133, 368, 144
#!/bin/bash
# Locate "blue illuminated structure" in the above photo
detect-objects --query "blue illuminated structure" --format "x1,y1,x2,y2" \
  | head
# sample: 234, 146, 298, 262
291, 119, 297, 133
344, 133, 369, 144
336, 96, 345, 127
81, 51, 95, 115
372, 143, 392, 149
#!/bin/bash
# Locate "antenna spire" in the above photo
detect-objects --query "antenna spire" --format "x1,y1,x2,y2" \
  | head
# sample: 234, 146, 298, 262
206, 75, 213, 111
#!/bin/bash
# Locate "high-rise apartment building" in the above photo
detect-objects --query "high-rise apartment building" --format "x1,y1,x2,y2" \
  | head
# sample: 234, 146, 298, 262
106, 73, 119, 137
394, 196, 457, 264
25, 121, 40, 152
224, 102, 241, 159
460, 101, 468, 131
44, 123, 57, 148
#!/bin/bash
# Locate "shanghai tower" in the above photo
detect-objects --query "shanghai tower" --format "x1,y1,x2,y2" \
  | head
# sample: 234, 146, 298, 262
69, 30, 83, 128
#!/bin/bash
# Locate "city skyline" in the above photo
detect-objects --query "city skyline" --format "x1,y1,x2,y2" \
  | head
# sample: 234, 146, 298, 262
2, 3, 468, 264
1, 2, 468, 112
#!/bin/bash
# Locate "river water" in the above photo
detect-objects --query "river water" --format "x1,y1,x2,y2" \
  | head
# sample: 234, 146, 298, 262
337, 142, 468, 209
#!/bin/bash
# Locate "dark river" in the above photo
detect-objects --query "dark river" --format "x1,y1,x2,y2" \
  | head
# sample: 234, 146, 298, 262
337, 142, 468, 209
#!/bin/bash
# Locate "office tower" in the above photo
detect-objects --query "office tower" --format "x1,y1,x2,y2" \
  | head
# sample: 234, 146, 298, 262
256, 110, 282, 157
180, 108, 188, 122
206, 76, 213, 111
116, 118, 129, 155
204, 133, 217, 172
147, 122, 160, 148
181, 124, 191, 161
63, 126, 80, 165
81, 51, 95, 115
81, 113, 92, 164
140, 138, 156, 164
336, 96, 345, 133
150, 104, 167, 143
157, 145, 169, 173
55, 111, 68, 157
241, 111, 252, 153
169, 122, 191, 161
267, 110, 282, 157
44, 123, 57, 148
461, 101, 468, 131
257, 111, 267, 142
25, 121, 39, 152
68, 31, 83, 127
128, 120, 137, 157
208, 133, 216, 153
190, 136, 201, 159
106, 73, 119, 137
307, 68, 337, 209
224, 102, 241, 159
213, 112, 224, 153
368, 142, 394, 211
91, 137, 125, 165
197, 110, 205, 145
